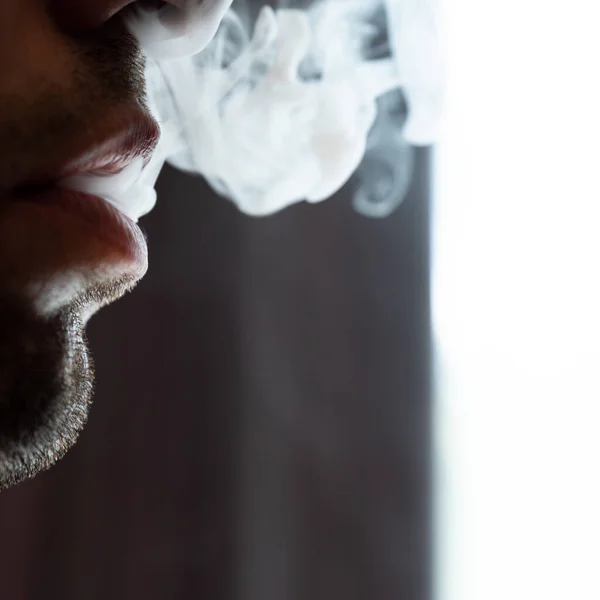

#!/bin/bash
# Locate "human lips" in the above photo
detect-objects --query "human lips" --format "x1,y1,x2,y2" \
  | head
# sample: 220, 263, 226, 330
9, 101, 160, 235
16, 104, 160, 192
0, 103, 161, 316
56, 122, 164, 223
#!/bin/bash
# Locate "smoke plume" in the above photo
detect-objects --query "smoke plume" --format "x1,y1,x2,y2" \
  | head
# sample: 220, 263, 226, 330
60, 0, 443, 220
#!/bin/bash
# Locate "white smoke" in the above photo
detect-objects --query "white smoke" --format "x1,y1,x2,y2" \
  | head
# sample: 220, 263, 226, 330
60, 0, 443, 220
126, 0, 235, 60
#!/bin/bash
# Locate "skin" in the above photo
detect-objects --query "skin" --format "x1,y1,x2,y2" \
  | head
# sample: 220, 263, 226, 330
0, 0, 213, 491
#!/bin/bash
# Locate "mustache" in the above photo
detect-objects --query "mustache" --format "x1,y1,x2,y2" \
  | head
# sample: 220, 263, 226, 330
0, 16, 148, 191
74, 17, 148, 105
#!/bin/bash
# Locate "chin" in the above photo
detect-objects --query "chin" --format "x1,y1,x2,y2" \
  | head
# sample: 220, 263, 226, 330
0, 274, 140, 491
0, 181, 149, 490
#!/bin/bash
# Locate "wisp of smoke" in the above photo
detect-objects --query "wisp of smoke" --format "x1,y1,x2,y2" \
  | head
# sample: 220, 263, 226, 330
60, 0, 443, 220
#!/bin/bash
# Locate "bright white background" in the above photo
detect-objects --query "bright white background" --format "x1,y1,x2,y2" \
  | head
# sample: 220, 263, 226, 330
433, 1, 600, 599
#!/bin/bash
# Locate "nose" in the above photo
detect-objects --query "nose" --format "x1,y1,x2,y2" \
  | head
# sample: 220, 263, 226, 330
47, 0, 140, 31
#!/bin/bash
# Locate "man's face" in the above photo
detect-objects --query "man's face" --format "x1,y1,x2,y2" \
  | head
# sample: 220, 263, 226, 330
0, 0, 170, 491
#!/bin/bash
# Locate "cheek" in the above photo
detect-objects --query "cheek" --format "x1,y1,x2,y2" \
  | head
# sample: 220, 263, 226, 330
0, 3, 74, 89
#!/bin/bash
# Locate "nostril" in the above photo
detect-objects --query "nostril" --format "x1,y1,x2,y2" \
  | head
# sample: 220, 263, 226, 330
48, 0, 138, 31
132, 0, 184, 21
134, 0, 188, 12
136, 0, 170, 9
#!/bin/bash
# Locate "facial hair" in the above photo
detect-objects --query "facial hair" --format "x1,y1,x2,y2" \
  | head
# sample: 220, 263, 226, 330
0, 275, 138, 491
0, 16, 149, 490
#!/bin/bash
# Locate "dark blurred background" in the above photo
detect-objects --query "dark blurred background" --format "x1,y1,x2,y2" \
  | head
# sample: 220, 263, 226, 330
0, 147, 431, 599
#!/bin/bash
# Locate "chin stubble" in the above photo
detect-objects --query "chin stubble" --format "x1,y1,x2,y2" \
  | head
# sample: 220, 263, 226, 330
0, 16, 150, 490
0, 275, 138, 492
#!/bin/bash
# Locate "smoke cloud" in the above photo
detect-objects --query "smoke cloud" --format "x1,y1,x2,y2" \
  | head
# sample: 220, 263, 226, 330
60, 0, 443, 220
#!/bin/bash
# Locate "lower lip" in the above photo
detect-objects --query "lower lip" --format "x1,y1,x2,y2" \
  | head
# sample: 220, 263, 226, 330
13, 186, 147, 267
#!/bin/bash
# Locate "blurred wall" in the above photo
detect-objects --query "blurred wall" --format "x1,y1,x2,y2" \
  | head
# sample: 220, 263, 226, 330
0, 149, 431, 600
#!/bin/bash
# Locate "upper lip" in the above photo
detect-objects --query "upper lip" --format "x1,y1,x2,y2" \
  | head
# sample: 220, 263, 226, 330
14, 105, 161, 192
